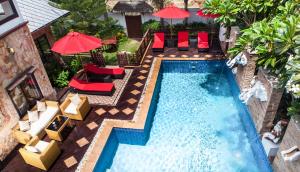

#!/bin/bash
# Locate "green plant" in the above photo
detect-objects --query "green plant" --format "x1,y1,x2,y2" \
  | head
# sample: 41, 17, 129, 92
43, 57, 65, 86
287, 101, 300, 116
50, 0, 123, 39
142, 20, 161, 33
103, 52, 118, 65
70, 57, 82, 75
226, 0, 300, 118
229, 1, 300, 86
54, 70, 70, 88
96, 18, 124, 39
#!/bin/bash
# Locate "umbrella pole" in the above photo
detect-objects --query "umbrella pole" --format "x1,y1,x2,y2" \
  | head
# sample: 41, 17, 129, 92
170, 19, 173, 40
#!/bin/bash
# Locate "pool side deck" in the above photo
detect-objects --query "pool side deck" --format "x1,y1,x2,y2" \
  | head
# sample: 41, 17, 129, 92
1, 48, 224, 172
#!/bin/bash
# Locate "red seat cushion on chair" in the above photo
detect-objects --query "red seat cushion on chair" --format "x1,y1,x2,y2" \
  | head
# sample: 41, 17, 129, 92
69, 78, 114, 92
198, 32, 209, 49
152, 33, 164, 49
84, 64, 125, 75
198, 42, 209, 48
178, 31, 189, 48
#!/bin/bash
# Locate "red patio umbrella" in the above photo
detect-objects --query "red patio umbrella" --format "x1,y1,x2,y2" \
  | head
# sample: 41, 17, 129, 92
51, 31, 102, 55
196, 10, 220, 19
153, 5, 190, 39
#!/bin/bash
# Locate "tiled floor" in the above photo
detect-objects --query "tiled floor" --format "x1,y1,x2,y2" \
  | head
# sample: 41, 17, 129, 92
1, 45, 224, 172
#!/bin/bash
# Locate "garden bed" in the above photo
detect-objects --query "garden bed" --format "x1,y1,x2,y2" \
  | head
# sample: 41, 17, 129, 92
103, 38, 140, 65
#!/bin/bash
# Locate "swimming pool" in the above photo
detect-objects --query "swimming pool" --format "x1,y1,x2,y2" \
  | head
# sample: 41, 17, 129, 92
94, 60, 272, 172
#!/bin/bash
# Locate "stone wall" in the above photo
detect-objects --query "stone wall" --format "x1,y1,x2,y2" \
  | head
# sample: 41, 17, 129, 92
247, 69, 283, 134
228, 26, 240, 50
273, 119, 300, 172
235, 51, 257, 91
31, 25, 55, 46
0, 25, 56, 160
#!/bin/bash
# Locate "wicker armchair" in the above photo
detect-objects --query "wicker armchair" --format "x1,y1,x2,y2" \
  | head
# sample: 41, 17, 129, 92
19, 136, 61, 170
60, 94, 91, 120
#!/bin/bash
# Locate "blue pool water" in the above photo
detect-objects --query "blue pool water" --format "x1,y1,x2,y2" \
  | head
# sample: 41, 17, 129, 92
94, 60, 272, 172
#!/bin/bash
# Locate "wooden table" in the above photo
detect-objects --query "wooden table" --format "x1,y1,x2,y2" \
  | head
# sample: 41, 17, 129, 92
45, 115, 73, 141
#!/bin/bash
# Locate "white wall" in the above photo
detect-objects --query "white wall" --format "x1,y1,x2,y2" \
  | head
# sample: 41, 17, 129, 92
109, 8, 212, 31
108, 12, 127, 34
0, 0, 24, 37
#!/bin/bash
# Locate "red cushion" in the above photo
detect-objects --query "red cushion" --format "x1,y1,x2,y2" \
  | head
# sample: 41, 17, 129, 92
152, 33, 164, 48
178, 31, 189, 48
69, 78, 114, 92
198, 32, 209, 47
84, 64, 125, 75
198, 42, 209, 48
178, 40, 188, 47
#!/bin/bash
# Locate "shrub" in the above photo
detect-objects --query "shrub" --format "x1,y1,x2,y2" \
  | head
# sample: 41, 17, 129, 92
54, 70, 70, 88
69, 57, 82, 75
142, 20, 161, 33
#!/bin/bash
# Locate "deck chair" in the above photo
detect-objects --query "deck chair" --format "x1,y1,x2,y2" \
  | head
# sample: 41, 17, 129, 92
84, 63, 125, 79
152, 32, 165, 52
198, 32, 209, 52
178, 31, 189, 51
69, 77, 115, 96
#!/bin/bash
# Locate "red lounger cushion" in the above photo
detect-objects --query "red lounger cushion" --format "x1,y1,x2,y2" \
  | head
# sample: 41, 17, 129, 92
84, 63, 125, 75
152, 32, 164, 49
178, 31, 189, 48
198, 32, 209, 48
69, 78, 114, 92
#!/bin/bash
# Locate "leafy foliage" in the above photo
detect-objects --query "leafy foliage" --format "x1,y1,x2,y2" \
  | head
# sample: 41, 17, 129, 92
287, 101, 300, 116
54, 70, 70, 88
225, 0, 300, 116
229, 1, 300, 86
50, 0, 123, 39
70, 57, 82, 75
204, 0, 282, 28
150, 0, 168, 9
142, 20, 161, 33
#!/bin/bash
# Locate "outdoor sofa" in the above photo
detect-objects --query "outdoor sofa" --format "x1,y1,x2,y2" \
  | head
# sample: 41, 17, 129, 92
13, 101, 60, 144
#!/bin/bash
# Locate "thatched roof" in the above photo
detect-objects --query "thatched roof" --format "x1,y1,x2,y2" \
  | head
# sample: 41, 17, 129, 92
111, 1, 154, 13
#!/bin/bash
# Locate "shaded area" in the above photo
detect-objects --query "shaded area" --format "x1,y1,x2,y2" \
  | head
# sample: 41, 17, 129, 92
200, 73, 232, 97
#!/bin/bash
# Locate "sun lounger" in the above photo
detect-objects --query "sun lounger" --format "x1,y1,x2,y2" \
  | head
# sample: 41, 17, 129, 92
84, 63, 125, 79
198, 32, 209, 52
69, 77, 115, 96
152, 32, 165, 52
178, 31, 189, 51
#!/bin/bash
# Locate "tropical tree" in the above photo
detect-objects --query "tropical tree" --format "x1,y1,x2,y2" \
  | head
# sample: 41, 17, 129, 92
151, 0, 168, 27
228, 1, 300, 85
227, 0, 300, 117
204, 0, 282, 28
50, 0, 123, 39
